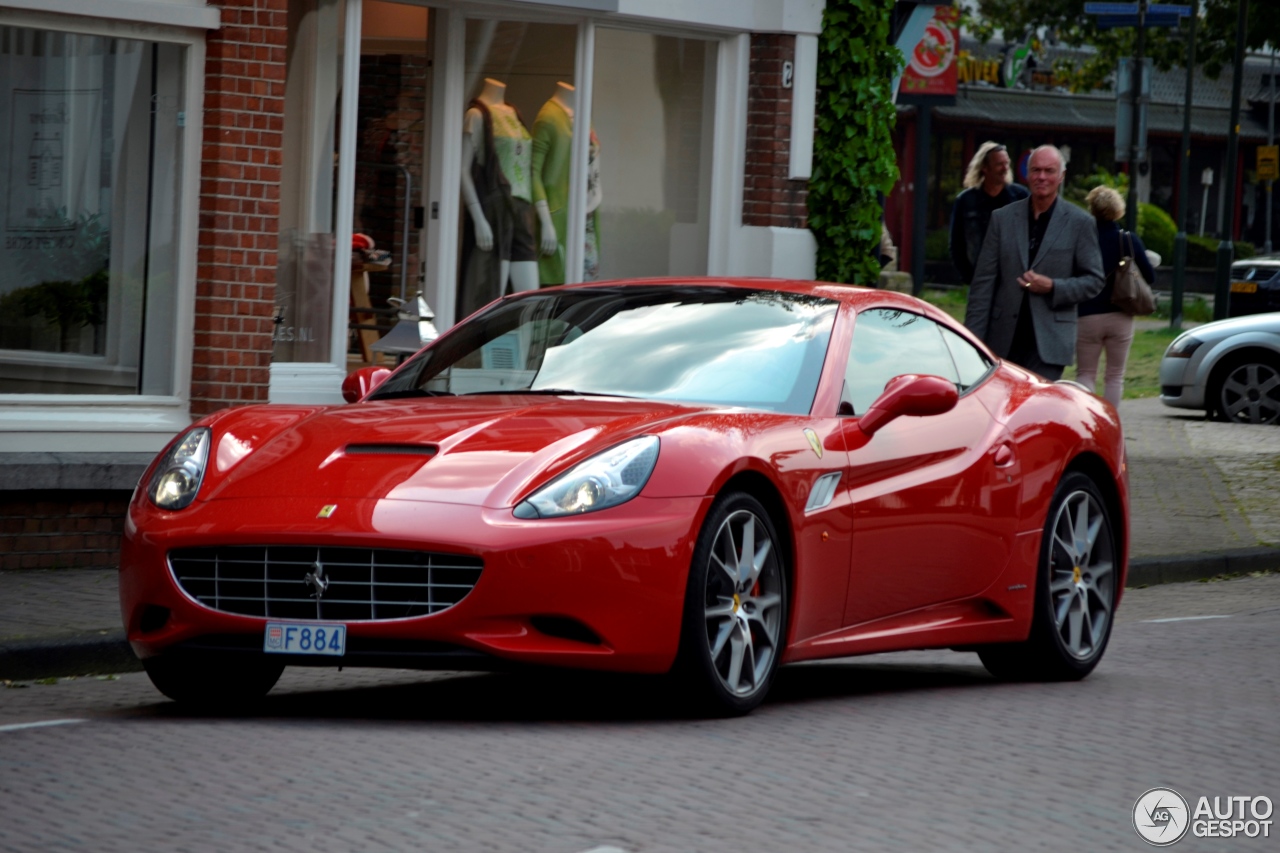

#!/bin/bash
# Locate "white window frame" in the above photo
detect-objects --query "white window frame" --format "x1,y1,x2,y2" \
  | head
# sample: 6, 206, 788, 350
0, 7, 211, 452
272, 0, 791, 404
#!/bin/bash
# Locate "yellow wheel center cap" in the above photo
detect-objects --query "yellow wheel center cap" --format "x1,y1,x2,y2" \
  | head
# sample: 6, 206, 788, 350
733, 593, 741, 613
1073, 566, 1082, 585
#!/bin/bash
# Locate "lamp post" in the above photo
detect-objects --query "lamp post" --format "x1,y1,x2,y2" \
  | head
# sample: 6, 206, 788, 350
1212, 0, 1248, 321
1170, 0, 1196, 331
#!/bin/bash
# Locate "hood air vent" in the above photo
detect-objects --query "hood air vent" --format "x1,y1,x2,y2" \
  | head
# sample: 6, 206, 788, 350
344, 444, 438, 456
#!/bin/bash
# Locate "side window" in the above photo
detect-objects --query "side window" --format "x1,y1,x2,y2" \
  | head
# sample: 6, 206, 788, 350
843, 308, 960, 415
939, 325, 993, 391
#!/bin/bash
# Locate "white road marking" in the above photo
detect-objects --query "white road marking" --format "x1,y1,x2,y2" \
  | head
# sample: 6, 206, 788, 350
578, 848, 628, 853
1142, 615, 1232, 623
0, 718, 87, 734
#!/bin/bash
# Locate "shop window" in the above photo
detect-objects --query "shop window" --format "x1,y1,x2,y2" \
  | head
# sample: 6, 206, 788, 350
0, 27, 184, 394
274, 0, 346, 364
591, 29, 717, 279
457, 19, 577, 319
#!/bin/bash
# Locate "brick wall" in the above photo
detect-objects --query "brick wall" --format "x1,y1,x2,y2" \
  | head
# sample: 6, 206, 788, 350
0, 492, 132, 571
744, 34, 808, 229
192, 0, 289, 416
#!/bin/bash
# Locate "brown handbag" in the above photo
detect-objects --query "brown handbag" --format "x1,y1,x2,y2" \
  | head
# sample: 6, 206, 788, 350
1110, 230, 1157, 315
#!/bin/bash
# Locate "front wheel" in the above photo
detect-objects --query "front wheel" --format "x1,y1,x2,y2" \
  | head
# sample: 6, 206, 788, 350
674, 492, 788, 716
980, 471, 1117, 681
1212, 355, 1280, 424
143, 651, 285, 708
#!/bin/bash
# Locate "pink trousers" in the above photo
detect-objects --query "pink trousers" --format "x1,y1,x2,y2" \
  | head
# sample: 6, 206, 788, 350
1075, 311, 1134, 408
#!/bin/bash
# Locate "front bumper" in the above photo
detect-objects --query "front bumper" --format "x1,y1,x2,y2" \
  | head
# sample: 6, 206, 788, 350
120, 494, 710, 674
1158, 354, 1205, 409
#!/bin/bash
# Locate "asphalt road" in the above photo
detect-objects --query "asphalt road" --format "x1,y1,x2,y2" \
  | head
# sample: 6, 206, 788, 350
2, 574, 1278, 852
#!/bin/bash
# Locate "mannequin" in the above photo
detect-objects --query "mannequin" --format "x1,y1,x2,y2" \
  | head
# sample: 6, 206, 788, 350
459, 78, 538, 313
531, 81, 601, 284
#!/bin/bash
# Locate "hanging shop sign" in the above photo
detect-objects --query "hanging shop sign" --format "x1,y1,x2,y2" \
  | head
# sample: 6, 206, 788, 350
899, 6, 959, 97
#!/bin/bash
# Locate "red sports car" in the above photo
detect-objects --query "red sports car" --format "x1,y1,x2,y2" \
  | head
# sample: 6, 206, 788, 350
120, 279, 1128, 714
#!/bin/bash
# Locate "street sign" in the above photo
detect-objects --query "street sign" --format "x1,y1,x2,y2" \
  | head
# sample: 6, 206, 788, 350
1084, 3, 1190, 15
1088, 3, 1191, 29
1260, 146, 1279, 182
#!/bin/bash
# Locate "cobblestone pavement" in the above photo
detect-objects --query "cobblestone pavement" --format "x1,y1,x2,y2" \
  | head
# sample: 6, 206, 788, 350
1120, 398, 1280, 556
1, 575, 1278, 852
0, 568, 119, 639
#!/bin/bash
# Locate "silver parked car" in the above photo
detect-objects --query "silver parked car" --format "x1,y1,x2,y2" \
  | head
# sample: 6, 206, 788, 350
1159, 312, 1280, 424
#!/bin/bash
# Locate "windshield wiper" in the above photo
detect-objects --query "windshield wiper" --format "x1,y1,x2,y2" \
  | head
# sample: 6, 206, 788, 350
369, 388, 455, 400
459, 388, 634, 398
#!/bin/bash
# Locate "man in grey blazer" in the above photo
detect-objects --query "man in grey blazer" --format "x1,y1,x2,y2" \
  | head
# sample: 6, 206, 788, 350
964, 146, 1105, 381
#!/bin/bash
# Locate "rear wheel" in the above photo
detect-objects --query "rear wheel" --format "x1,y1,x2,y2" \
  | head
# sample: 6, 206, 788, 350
980, 472, 1117, 681
143, 651, 284, 708
1212, 354, 1280, 424
674, 492, 787, 716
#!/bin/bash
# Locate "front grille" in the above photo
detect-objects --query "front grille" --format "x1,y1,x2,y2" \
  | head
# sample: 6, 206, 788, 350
169, 546, 483, 621
1161, 385, 1181, 398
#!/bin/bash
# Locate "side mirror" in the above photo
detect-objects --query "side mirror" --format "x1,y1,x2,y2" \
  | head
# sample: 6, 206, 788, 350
342, 366, 392, 403
858, 374, 958, 436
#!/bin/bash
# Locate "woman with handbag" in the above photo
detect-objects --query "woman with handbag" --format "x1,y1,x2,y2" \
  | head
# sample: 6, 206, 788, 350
1075, 186, 1156, 407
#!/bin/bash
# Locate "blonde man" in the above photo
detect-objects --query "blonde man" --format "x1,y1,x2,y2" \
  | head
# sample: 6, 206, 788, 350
1075, 186, 1156, 407
949, 141, 1029, 284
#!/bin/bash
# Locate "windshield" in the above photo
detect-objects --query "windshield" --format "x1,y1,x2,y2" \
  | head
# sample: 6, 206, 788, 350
370, 286, 838, 414
1233, 265, 1279, 283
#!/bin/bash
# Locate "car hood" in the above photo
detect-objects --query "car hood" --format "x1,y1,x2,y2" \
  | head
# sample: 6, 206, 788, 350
200, 395, 706, 508
1191, 312, 1280, 341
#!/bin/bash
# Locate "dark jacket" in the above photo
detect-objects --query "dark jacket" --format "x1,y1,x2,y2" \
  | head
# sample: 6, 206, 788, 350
1078, 219, 1157, 317
949, 182, 1030, 284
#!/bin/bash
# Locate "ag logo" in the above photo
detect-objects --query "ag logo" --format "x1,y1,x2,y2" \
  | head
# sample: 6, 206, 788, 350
1134, 787, 1191, 846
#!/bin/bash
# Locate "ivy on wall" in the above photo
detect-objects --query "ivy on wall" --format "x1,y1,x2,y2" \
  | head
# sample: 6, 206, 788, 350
808, 0, 902, 285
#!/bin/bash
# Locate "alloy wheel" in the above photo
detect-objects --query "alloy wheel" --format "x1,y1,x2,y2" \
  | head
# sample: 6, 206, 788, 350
1218, 361, 1280, 424
1047, 489, 1115, 661
703, 509, 784, 697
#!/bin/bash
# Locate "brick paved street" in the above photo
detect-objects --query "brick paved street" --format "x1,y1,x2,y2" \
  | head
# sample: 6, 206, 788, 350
2, 575, 1277, 852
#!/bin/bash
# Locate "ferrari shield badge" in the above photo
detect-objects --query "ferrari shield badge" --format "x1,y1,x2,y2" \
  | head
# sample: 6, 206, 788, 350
803, 429, 823, 459
317, 504, 337, 518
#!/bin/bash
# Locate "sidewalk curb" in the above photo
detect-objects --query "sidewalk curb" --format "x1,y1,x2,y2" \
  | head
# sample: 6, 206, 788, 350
1128, 546, 1280, 588
2, 547, 1277, 681
0, 631, 139, 681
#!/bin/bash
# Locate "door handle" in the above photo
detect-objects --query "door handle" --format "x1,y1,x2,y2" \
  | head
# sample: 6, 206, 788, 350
993, 443, 1015, 468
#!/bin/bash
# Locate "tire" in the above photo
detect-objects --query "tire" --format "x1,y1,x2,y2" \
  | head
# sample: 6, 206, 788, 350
143, 651, 285, 708
1211, 354, 1280, 424
673, 492, 788, 716
979, 472, 1117, 682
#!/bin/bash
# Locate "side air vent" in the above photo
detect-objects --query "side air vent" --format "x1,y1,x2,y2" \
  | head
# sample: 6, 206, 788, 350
805, 471, 842, 513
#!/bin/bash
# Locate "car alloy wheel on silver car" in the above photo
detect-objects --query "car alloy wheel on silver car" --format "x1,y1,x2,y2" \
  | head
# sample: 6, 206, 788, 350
1217, 360, 1280, 425
1047, 489, 1115, 661
703, 508, 784, 697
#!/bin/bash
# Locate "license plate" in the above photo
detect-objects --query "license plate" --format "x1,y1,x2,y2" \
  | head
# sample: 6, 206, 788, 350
263, 622, 346, 656
1231, 280, 1258, 293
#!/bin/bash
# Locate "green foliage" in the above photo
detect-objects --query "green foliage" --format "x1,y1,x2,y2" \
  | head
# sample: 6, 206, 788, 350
1138, 203, 1176, 261
1064, 166, 1128, 207
809, 0, 902, 284
1153, 294, 1214, 323
924, 228, 950, 262
1185, 235, 1254, 267
971, 0, 1280, 91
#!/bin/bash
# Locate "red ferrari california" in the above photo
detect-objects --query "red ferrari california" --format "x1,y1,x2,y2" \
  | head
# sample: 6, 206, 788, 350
121, 279, 1128, 714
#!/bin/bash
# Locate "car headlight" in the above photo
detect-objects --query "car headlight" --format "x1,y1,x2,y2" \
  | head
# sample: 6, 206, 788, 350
147, 427, 211, 510
514, 436, 659, 519
1166, 335, 1204, 358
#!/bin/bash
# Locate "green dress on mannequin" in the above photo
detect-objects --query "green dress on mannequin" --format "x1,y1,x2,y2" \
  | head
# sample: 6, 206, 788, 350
531, 84, 600, 285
